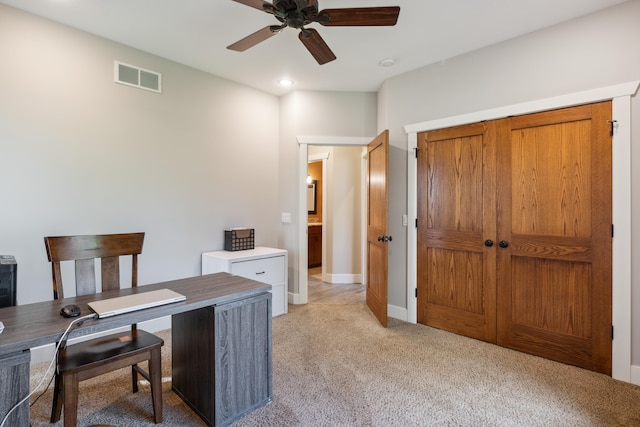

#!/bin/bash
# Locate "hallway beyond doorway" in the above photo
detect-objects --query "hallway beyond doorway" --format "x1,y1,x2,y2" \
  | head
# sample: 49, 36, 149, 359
308, 267, 365, 304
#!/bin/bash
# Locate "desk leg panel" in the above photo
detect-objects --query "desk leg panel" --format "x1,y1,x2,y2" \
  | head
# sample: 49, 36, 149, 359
0, 350, 31, 427
172, 292, 272, 427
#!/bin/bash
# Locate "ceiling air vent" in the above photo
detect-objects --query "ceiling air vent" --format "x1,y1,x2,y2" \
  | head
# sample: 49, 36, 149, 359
114, 61, 162, 93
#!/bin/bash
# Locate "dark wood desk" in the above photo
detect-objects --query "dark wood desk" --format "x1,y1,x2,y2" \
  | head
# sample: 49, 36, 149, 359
0, 273, 272, 427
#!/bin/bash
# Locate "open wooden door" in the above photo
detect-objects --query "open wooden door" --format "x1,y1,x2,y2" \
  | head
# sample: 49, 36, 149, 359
366, 130, 390, 327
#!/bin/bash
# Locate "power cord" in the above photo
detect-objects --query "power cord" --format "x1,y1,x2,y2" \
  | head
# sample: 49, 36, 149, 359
0, 313, 98, 427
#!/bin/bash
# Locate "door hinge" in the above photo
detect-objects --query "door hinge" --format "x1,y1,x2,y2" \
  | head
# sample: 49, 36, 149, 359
415, 218, 418, 228
612, 325, 614, 340
415, 288, 418, 298
612, 224, 614, 238
414, 147, 419, 159
607, 120, 617, 137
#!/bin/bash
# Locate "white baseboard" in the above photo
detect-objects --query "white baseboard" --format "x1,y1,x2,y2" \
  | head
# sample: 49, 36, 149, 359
322, 273, 362, 284
30, 316, 171, 365
288, 291, 304, 305
388, 304, 408, 322
630, 365, 640, 385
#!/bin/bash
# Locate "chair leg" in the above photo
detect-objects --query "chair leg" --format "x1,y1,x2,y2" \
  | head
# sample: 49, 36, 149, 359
132, 364, 139, 393
149, 348, 163, 424
50, 373, 63, 423
62, 373, 79, 427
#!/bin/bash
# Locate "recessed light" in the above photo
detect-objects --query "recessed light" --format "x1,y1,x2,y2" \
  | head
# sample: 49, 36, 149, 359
379, 58, 396, 67
278, 78, 294, 87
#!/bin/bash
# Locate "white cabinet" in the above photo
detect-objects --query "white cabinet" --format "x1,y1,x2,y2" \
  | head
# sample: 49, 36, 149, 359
202, 247, 288, 317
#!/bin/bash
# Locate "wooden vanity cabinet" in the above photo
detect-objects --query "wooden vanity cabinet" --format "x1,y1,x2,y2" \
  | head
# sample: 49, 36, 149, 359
308, 225, 322, 268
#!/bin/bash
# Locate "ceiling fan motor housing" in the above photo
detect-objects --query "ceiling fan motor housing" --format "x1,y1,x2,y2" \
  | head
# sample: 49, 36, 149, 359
273, 0, 319, 28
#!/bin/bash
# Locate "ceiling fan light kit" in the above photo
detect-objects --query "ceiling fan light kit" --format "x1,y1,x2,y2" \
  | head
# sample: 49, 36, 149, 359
228, 0, 400, 65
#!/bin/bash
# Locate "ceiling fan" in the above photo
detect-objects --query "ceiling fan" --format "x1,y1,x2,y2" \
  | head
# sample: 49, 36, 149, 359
227, 0, 401, 65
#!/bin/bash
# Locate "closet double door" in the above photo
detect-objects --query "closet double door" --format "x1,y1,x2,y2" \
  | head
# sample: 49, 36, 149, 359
417, 101, 612, 374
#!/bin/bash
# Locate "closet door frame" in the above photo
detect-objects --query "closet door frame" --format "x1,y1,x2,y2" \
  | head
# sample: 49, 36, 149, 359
405, 80, 639, 383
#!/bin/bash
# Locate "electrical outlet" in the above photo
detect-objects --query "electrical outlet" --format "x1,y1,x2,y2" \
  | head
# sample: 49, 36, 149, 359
402, 214, 408, 227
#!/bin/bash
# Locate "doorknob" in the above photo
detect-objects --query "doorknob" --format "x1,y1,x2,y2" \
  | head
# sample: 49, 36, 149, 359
484, 239, 494, 247
377, 236, 392, 242
499, 240, 509, 248
377, 236, 383, 242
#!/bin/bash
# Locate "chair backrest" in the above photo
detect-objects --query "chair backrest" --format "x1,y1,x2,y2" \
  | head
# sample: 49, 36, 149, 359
44, 233, 145, 300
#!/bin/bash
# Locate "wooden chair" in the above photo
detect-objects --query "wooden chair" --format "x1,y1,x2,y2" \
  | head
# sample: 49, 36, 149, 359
44, 232, 163, 427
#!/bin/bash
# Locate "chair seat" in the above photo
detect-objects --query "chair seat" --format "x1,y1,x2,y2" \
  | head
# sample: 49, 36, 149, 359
58, 329, 164, 373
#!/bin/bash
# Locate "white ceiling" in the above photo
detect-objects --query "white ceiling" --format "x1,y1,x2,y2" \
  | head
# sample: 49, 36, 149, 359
1, 0, 629, 96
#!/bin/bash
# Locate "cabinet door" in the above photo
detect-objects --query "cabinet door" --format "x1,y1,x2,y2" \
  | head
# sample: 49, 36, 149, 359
214, 293, 272, 426
0, 351, 30, 427
308, 227, 322, 268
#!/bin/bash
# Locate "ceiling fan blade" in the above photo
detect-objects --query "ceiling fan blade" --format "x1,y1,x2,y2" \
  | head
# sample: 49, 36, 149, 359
299, 28, 336, 65
227, 26, 281, 52
317, 6, 400, 26
232, 0, 271, 11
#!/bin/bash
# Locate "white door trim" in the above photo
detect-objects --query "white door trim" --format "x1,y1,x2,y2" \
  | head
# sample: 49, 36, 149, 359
405, 80, 639, 383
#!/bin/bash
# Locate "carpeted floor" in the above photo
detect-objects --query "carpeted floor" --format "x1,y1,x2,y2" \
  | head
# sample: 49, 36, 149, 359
29, 303, 640, 426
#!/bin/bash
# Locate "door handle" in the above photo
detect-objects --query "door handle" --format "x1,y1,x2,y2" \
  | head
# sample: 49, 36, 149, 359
484, 239, 494, 247
499, 240, 509, 248
377, 236, 393, 242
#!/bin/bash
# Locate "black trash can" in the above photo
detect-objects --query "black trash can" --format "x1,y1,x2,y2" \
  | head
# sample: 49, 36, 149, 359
0, 255, 17, 308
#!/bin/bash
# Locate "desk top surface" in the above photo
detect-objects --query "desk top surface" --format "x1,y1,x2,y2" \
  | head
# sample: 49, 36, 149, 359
0, 273, 270, 356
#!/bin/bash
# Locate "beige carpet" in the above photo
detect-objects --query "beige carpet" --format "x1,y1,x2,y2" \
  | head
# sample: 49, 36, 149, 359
29, 303, 640, 426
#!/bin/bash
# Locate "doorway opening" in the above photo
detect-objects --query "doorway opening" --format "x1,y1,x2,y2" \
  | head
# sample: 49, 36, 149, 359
297, 136, 373, 305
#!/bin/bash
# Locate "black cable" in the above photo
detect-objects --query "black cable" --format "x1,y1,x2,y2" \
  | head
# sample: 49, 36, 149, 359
29, 369, 56, 408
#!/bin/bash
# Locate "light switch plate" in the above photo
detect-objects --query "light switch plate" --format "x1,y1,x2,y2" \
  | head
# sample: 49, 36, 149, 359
281, 212, 292, 223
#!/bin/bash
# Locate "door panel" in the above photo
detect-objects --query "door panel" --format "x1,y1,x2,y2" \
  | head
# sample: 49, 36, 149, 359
417, 122, 497, 342
497, 102, 612, 374
366, 130, 389, 327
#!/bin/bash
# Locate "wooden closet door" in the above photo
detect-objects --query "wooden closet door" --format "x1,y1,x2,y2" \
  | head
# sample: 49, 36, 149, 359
496, 101, 612, 374
417, 122, 497, 343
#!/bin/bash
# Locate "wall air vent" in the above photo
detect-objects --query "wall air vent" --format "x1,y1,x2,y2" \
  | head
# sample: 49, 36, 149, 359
114, 61, 162, 93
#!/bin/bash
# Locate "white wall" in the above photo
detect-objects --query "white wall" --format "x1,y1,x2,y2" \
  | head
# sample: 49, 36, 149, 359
0, 4, 280, 303
377, 0, 640, 362
328, 146, 362, 278
314, 146, 362, 281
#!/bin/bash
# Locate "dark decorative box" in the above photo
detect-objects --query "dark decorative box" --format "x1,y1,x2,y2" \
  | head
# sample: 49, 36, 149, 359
224, 228, 255, 251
